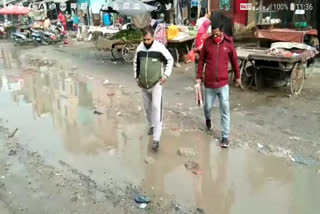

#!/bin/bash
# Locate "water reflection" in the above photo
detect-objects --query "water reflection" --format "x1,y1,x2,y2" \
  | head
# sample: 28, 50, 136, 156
0, 48, 21, 70
1, 51, 320, 213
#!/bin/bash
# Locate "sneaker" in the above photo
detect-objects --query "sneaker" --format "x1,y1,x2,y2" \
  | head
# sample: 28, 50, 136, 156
148, 127, 154, 135
152, 141, 159, 151
206, 120, 212, 131
221, 138, 229, 148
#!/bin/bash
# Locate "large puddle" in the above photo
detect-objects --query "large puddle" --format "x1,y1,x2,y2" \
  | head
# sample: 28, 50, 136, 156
1, 48, 320, 213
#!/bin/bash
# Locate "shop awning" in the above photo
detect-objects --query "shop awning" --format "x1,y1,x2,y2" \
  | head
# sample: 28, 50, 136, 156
0, 5, 30, 15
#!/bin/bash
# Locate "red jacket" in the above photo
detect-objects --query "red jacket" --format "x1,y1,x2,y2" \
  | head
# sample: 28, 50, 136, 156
58, 14, 67, 25
197, 35, 240, 89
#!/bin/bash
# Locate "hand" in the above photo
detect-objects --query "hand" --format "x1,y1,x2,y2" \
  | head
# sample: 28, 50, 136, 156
195, 52, 200, 61
159, 76, 167, 85
235, 78, 241, 87
196, 79, 201, 84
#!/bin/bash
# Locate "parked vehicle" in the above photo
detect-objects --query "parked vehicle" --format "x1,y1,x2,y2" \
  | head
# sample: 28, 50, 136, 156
41, 22, 67, 45
11, 27, 43, 46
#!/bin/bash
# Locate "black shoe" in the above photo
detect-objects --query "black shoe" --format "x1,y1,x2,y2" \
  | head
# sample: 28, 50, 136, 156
152, 141, 159, 151
206, 120, 212, 131
221, 138, 229, 148
148, 127, 154, 135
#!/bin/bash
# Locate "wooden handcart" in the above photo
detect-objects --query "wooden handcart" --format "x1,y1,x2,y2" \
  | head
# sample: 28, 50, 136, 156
94, 37, 140, 63
231, 47, 318, 95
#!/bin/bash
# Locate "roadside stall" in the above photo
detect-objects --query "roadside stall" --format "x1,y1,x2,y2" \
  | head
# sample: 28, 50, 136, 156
231, 42, 318, 95
230, 1, 319, 95
0, 5, 30, 16
88, 25, 121, 39
167, 25, 197, 65
94, 27, 142, 62
0, 5, 31, 38
256, 28, 319, 48
92, 0, 156, 63
28, 1, 47, 29
255, 1, 319, 48
87, 7, 121, 40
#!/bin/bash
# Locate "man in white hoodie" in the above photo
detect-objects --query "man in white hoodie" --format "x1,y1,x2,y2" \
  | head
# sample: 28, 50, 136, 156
134, 26, 174, 151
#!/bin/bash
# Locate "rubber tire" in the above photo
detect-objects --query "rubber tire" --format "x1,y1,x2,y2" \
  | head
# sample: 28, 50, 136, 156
42, 37, 50, 46
13, 38, 23, 46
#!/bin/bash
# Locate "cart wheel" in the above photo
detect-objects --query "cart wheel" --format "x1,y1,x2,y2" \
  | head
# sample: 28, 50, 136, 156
255, 69, 264, 90
290, 63, 305, 95
229, 59, 243, 85
304, 60, 315, 79
122, 43, 135, 63
111, 45, 122, 61
241, 61, 254, 90
228, 71, 234, 85
244, 60, 254, 77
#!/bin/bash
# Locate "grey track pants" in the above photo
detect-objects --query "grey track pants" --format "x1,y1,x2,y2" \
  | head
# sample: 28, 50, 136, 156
141, 82, 163, 141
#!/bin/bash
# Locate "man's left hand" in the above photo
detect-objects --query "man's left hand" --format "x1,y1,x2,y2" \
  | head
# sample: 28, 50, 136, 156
235, 78, 241, 87
159, 76, 167, 85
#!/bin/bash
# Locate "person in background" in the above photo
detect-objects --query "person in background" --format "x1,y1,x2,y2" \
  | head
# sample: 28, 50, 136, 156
133, 26, 174, 151
73, 12, 79, 32
84, 13, 88, 25
196, 22, 241, 148
194, 19, 211, 76
58, 11, 67, 31
66, 11, 73, 31
196, 10, 211, 33
115, 17, 123, 30
152, 13, 165, 29
211, 11, 233, 38
77, 11, 84, 38
28, 16, 33, 25
154, 13, 167, 47
43, 17, 51, 31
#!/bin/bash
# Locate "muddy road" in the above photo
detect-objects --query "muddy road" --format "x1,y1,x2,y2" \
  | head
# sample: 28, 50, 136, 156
0, 41, 320, 214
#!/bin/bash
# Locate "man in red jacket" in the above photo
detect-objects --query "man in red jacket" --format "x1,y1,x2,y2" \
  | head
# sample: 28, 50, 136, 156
196, 23, 240, 148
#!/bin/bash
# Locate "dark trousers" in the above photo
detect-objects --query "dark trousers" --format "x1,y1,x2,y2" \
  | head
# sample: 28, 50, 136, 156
67, 21, 73, 31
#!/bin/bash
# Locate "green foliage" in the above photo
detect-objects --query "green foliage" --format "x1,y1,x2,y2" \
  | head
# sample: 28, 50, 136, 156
110, 28, 142, 41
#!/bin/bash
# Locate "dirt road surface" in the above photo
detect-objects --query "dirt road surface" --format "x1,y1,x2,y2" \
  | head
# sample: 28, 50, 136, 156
1, 41, 320, 214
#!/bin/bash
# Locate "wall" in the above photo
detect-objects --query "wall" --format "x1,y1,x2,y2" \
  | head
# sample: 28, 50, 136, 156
234, 0, 248, 25
210, 0, 234, 18
210, 0, 248, 25
247, 0, 256, 25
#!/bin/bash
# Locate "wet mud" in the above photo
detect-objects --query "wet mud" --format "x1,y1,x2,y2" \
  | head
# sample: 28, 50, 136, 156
1, 43, 320, 213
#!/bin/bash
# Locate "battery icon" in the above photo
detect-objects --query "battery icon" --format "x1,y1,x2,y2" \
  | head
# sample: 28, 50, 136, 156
290, 3, 295, 11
